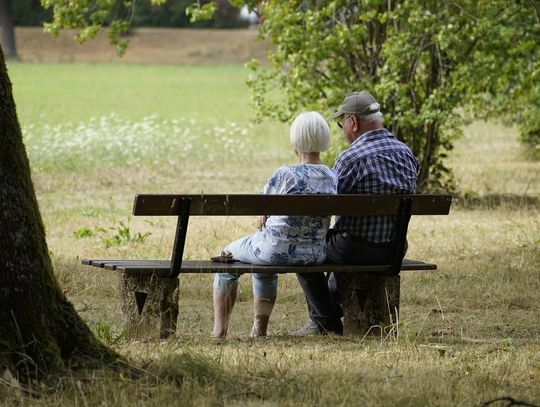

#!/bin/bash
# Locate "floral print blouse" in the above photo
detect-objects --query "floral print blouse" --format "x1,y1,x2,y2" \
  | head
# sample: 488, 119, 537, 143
250, 163, 337, 265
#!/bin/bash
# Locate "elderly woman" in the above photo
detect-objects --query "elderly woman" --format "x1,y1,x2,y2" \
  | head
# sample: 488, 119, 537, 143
212, 111, 337, 338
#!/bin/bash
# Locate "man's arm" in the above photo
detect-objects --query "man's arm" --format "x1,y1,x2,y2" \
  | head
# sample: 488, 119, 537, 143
333, 154, 359, 194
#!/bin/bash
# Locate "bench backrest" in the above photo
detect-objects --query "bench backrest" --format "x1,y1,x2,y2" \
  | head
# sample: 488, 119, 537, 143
132, 194, 452, 278
133, 194, 452, 216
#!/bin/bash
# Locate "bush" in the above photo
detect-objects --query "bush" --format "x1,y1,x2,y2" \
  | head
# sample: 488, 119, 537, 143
246, 1, 539, 192
520, 115, 540, 160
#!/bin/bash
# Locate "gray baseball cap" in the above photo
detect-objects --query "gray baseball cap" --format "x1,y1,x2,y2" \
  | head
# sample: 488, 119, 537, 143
329, 91, 381, 119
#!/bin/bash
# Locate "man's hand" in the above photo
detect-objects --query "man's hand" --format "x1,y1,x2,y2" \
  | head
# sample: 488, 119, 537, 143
257, 215, 269, 230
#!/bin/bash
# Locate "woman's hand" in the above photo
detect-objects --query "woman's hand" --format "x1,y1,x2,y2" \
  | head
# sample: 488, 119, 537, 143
257, 215, 268, 230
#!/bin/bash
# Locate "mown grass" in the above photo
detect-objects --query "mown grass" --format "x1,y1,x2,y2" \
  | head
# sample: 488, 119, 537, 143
9, 63, 257, 125
2, 62, 539, 406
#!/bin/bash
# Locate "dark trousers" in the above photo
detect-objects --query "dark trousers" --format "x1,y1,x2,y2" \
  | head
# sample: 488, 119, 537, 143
296, 229, 399, 333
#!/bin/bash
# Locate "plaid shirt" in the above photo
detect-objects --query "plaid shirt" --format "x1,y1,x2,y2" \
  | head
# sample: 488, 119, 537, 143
332, 128, 418, 243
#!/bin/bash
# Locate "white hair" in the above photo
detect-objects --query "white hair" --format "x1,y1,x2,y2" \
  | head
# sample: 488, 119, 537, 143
358, 111, 384, 124
289, 111, 330, 153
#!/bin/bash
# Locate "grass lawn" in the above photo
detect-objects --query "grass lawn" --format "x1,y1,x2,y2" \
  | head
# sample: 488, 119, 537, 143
2, 62, 539, 406
9, 62, 257, 125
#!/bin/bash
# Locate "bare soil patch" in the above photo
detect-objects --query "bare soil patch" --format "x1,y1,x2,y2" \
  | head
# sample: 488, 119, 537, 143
12, 27, 269, 64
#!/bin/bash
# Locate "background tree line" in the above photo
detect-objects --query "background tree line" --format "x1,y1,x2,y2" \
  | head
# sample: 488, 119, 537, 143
10, 0, 248, 28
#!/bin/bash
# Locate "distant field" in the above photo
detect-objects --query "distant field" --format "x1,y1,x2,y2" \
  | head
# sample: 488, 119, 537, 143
12, 26, 268, 65
3, 59, 540, 405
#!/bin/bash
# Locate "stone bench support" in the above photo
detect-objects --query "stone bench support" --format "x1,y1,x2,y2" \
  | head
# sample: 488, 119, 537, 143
337, 273, 400, 336
119, 272, 179, 339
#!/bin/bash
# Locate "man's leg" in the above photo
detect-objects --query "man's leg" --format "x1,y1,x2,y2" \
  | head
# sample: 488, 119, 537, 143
327, 229, 406, 265
324, 230, 393, 315
325, 229, 349, 317
293, 229, 356, 335
295, 272, 343, 334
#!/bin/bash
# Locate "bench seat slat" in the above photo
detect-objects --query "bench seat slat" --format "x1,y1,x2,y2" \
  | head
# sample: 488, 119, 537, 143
82, 259, 437, 277
81, 259, 166, 268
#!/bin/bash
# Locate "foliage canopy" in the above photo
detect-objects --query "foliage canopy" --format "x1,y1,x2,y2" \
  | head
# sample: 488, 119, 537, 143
245, 0, 539, 190
17, 0, 246, 28
40, 0, 246, 54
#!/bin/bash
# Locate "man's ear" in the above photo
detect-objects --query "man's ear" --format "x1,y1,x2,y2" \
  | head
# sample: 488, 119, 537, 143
352, 116, 359, 133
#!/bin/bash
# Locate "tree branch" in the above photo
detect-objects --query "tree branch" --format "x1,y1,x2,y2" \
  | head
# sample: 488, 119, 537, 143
527, 0, 540, 27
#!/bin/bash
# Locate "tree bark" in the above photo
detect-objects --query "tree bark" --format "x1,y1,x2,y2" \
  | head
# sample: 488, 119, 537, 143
0, 45, 116, 379
0, 0, 17, 59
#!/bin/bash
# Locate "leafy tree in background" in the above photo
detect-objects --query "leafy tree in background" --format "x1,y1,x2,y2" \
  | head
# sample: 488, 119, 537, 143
40, 0, 246, 54
130, 0, 247, 28
245, 0, 539, 191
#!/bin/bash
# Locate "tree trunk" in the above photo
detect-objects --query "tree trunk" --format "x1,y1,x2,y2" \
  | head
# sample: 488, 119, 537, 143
0, 45, 115, 379
0, 0, 17, 59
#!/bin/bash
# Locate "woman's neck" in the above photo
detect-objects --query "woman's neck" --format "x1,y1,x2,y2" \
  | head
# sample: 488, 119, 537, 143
298, 152, 323, 164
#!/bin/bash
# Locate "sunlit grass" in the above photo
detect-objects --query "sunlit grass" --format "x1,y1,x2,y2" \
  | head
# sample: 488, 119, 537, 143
8, 63, 256, 126
452, 121, 539, 197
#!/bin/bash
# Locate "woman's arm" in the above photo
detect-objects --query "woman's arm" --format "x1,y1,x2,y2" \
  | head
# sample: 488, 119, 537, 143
258, 167, 288, 230
257, 215, 268, 230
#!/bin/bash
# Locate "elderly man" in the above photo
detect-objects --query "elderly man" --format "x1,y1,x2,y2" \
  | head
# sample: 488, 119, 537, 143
294, 91, 418, 336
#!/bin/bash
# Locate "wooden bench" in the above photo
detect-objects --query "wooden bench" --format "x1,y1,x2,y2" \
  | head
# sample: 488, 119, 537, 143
82, 194, 452, 338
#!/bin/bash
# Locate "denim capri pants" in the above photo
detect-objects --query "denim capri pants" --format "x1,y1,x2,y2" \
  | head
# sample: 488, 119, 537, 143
213, 235, 278, 298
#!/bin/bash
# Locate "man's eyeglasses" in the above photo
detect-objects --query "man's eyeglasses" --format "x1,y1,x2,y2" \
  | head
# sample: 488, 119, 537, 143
337, 115, 353, 129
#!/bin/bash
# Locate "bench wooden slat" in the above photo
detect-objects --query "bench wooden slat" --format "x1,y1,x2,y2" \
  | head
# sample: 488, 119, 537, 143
103, 260, 170, 270
132, 194, 452, 217
81, 259, 170, 270
82, 259, 437, 276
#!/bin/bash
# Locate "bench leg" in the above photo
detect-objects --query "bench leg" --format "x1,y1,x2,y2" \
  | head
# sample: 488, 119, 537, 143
118, 272, 179, 339
336, 273, 400, 337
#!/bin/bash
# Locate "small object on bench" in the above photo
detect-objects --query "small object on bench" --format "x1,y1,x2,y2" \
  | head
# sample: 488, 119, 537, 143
210, 250, 239, 264
81, 194, 452, 338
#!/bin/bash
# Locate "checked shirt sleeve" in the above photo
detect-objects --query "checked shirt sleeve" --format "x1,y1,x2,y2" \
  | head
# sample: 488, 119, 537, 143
333, 153, 361, 194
